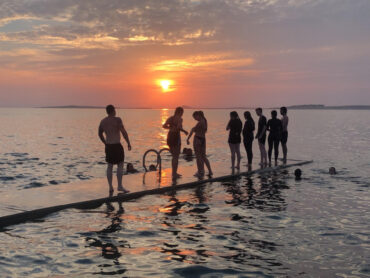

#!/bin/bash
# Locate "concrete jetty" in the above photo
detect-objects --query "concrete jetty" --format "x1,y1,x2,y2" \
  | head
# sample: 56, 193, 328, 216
0, 160, 312, 229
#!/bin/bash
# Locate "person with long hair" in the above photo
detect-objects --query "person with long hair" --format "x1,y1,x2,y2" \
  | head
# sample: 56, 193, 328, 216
267, 110, 283, 166
226, 111, 242, 173
163, 107, 188, 179
243, 111, 255, 168
187, 111, 213, 177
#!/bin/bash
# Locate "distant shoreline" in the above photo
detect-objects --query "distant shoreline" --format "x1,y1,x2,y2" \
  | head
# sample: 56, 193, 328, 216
35, 104, 370, 110
283, 105, 370, 110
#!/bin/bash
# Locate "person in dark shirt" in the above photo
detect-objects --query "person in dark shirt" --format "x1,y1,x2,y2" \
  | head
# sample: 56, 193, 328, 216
267, 110, 283, 165
255, 107, 268, 166
226, 111, 242, 173
243, 111, 255, 167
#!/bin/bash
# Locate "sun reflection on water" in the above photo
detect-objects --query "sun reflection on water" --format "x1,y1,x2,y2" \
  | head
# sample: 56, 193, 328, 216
160, 108, 169, 149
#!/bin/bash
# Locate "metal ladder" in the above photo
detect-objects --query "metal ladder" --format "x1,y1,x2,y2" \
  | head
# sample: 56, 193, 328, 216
142, 148, 170, 174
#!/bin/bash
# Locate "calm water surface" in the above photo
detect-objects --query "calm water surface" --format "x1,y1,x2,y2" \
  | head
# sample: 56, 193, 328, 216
0, 108, 369, 277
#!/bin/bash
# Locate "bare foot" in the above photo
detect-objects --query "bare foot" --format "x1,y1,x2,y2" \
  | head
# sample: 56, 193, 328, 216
194, 172, 204, 178
172, 173, 182, 179
117, 186, 130, 193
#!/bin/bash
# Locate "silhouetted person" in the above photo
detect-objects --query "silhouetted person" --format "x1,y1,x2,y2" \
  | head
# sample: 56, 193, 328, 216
294, 168, 302, 180
267, 110, 283, 166
98, 105, 131, 194
126, 162, 138, 173
243, 111, 255, 168
329, 167, 337, 175
255, 108, 267, 166
187, 111, 213, 177
182, 147, 193, 156
227, 111, 242, 173
163, 107, 188, 180
280, 106, 289, 163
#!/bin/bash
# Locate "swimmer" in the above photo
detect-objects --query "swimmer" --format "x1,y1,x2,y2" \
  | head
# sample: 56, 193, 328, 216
126, 163, 138, 173
149, 164, 157, 171
329, 167, 337, 175
294, 168, 302, 180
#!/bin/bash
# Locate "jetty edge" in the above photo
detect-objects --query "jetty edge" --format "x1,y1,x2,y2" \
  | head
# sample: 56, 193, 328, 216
0, 160, 312, 229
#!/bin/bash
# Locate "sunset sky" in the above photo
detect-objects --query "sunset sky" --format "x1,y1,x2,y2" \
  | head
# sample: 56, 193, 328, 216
0, 0, 369, 108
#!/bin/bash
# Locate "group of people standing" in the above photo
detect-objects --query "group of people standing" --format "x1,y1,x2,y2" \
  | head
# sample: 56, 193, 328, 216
162, 106, 289, 179
163, 107, 213, 179
98, 105, 289, 193
226, 107, 289, 173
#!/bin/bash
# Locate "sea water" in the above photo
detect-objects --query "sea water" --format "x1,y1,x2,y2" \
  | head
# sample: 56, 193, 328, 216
0, 108, 369, 277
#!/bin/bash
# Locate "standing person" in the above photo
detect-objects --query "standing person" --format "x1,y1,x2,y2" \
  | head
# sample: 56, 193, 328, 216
267, 110, 283, 166
243, 111, 255, 168
226, 111, 242, 173
280, 106, 289, 163
163, 107, 188, 180
98, 105, 132, 194
187, 111, 213, 177
255, 108, 267, 166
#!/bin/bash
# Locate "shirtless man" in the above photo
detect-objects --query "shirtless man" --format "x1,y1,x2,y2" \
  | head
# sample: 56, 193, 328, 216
255, 108, 268, 166
280, 107, 289, 163
99, 105, 132, 194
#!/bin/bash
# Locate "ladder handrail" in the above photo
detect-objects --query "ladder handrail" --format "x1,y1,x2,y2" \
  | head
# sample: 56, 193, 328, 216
142, 148, 170, 173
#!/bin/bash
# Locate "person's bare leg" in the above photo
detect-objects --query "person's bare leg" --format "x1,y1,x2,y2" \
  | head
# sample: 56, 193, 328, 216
201, 141, 212, 175
199, 143, 205, 174
229, 143, 236, 172
262, 145, 268, 165
202, 147, 212, 175
258, 142, 264, 165
195, 155, 203, 175
203, 156, 212, 175
172, 146, 181, 179
274, 139, 279, 165
107, 163, 113, 192
117, 162, 129, 193
282, 143, 287, 163
259, 142, 267, 166
235, 143, 241, 169
194, 144, 204, 176
268, 137, 273, 166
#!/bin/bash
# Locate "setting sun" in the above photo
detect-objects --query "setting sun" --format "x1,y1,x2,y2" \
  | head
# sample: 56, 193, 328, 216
157, 79, 174, 93
161, 80, 170, 90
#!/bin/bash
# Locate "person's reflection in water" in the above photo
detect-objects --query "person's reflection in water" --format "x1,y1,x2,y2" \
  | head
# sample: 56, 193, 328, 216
221, 171, 289, 268
159, 189, 210, 264
224, 171, 289, 211
85, 199, 127, 273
